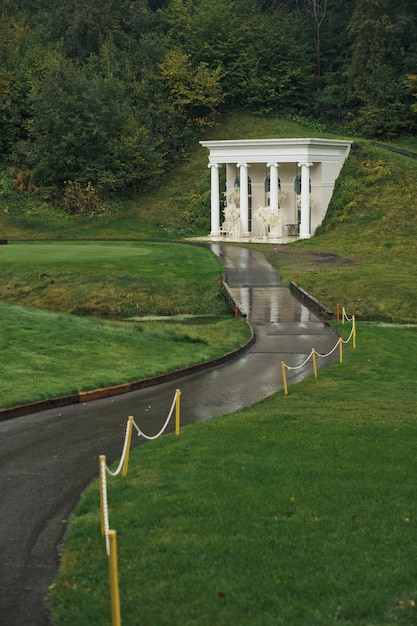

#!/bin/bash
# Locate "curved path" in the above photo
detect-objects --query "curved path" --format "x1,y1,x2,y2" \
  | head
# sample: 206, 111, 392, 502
0, 245, 338, 626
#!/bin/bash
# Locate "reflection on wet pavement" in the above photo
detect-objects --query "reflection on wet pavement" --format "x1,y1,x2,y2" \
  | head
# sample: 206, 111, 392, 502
233, 286, 315, 323
199, 244, 339, 411
0, 243, 340, 626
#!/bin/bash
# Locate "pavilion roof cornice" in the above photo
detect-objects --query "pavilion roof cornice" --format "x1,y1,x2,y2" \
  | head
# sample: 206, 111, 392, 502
200, 137, 352, 165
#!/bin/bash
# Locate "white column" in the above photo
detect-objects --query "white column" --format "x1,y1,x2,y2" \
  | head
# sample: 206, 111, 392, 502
267, 162, 281, 237
209, 163, 220, 237
237, 162, 249, 236
298, 162, 312, 239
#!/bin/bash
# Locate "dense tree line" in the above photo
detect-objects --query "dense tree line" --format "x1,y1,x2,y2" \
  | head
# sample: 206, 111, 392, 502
1, 0, 417, 205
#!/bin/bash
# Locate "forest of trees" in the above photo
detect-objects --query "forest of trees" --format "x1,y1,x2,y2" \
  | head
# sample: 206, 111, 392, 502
1, 0, 417, 206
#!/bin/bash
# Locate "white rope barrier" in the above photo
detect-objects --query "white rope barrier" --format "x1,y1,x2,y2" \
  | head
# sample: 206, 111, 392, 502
105, 417, 134, 478
100, 456, 111, 555
342, 307, 354, 322
314, 340, 341, 359
98, 390, 180, 626
284, 351, 313, 371
281, 312, 356, 393
99, 390, 180, 555
132, 392, 177, 440
341, 324, 355, 345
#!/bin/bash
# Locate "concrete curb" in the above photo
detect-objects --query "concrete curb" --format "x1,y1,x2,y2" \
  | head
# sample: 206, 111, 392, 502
290, 282, 334, 320
221, 281, 247, 317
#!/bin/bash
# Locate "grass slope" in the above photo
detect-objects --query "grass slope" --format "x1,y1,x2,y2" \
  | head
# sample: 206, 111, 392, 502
0, 241, 229, 316
49, 323, 417, 625
0, 303, 249, 409
1, 113, 417, 623
0, 241, 250, 409
260, 140, 417, 323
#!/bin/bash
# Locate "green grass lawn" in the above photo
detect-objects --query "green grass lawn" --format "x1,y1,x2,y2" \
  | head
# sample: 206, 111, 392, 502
0, 241, 230, 316
49, 322, 417, 625
0, 303, 250, 409
2, 113, 417, 624
260, 140, 417, 324
0, 241, 251, 409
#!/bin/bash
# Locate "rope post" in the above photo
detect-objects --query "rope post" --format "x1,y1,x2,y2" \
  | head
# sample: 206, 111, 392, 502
336, 304, 340, 323
342, 307, 345, 324
108, 530, 121, 626
339, 337, 343, 364
175, 389, 181, 436
312, 348, 317, 378
295, 271, 299, 287
217, 273, 221, 287
122, 416, 134, 478
99, 455, 106, 536
281, 361, 288, 396
353, 316, 357, 349
234, 304, 239, 319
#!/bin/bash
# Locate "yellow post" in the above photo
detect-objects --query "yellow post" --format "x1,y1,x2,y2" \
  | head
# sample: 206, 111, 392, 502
342, 307, 345, 324
122, 416, 134, 477
99, 455, 106, 536
108, 530, 121, 626
339, 337, 343, 363
312, 348, 317, 378
281, 361, 288, 396
353, 316, 357, 349
175, 389, 181, 435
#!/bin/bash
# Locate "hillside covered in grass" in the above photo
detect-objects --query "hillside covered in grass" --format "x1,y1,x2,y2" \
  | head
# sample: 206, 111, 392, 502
263, 138, 417, 323
1, 113, 417, 323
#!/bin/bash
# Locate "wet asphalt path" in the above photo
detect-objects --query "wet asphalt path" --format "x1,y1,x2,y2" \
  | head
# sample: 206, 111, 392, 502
0, 244, 338, 626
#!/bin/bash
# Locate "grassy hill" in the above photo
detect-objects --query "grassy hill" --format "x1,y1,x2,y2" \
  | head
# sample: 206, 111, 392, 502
1, 113, 417, 323
263, 139, 417, 322
0, 114, 346, 241
3, 114, 416, 625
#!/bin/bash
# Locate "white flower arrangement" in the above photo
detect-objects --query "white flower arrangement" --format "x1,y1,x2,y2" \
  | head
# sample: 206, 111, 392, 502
279, 189, 287, 204
224, 187, 240, 208
221, 187, 242, 236
223, 204, 241, 227
265, 189, 287, 205
255, 205, 282, 229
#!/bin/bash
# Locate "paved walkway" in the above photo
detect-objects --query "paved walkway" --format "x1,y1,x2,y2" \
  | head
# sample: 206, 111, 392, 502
0, 245, 339, 626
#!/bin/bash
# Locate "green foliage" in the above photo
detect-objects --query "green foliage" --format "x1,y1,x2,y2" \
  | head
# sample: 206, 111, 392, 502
2, 0, 417, 210
160, 0, 315, 113
62, 181, 106, 216
158, 49, 224, 128
345, 0, 417, 137
22, 53, 154, 191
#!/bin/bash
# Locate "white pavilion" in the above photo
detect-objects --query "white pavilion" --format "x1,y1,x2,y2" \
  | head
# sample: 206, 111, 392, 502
200, 138, 352, 241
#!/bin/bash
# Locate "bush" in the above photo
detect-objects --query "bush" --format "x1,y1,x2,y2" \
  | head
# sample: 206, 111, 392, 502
62, 180, 106, 216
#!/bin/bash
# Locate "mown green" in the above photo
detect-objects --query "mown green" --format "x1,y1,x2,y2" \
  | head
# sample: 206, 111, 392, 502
0, 241, 250, 409
0, 241, 230, 316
